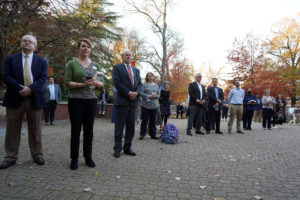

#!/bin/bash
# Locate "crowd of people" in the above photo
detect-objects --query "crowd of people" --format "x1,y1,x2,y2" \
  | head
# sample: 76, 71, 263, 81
0, 34, 295, 171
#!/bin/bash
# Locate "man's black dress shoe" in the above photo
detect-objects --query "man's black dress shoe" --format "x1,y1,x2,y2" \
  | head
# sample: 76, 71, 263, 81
70, 159, 78, 170
0, 160, 15, 170
151, 136, 159, 139
216, 131, 223, 134
206, 130, 210, 134
85, 157, 96, 168
247, 127, 252, 130
113, 152, 120, 158
124, 150, 136, 156
34, 157, 45, 165
187, 132, 193, 136
139, 136, 144, 140
196, 131, 205, 135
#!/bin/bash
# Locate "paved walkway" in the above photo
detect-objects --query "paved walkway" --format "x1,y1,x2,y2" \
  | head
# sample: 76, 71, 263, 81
0, 118, 300, 200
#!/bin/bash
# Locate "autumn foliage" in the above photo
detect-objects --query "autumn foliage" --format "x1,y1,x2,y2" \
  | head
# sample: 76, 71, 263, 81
168, 58, 193, 103
227, 25, 299, 103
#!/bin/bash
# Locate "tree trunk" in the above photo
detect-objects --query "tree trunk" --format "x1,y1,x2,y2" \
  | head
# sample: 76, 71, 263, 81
0, 42, 8, 95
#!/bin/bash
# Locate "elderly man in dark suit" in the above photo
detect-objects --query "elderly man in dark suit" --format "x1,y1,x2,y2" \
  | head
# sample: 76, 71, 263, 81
207, 78, 224, 134
0, 34, 48, 169
44, 77, 61, 125
186, 72, 207, 136
112, 50, 142, 158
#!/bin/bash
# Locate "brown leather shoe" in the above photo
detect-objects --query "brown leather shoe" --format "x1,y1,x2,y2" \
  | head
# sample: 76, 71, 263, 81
237, 130, 244, 134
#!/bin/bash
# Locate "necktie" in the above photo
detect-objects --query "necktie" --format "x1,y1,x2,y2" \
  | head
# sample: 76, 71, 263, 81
24, 55, 32, 86
127, 64, 134, 88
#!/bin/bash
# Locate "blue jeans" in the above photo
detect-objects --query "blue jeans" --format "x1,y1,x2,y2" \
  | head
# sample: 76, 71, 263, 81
98, 101, 106, 114
140, 107, 157, 138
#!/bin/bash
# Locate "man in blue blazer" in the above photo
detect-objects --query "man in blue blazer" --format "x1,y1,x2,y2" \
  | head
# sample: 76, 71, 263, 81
0, 34, 48, 169
43, 77, 61, 125
112, 50, 142, 158
186, 73, 207, 136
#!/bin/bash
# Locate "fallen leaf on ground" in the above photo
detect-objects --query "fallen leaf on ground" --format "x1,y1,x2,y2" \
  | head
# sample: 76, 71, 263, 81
83, 187, 91, 192
214, 198, 224, 200
199, 185, 206, 189
254, 195, 263, 199
8, 182, 14, 186
95, 172, 100, 175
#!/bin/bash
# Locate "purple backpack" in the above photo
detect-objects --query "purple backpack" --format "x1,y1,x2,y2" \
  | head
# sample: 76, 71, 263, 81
160, 123, 178, 144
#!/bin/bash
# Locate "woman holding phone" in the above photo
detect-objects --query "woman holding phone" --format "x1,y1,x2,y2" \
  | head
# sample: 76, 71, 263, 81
65, 38, 103, 170
139, 72, 160, 140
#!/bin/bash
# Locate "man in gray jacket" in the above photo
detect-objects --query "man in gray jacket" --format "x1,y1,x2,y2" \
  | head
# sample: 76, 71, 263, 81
44, 77, 61, 125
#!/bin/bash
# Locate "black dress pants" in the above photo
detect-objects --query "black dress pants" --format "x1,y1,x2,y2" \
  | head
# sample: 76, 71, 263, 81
243, 109, 254, 129
44, 100, 57, 123
208, 108, 221, 132
114, 105, 136, 153
187, 105, 203, 132
68, 98, 97, 159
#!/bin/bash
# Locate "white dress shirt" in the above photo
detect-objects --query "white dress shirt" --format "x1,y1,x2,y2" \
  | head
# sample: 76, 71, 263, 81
196, 81, 203, 99
49, 84, 55, 100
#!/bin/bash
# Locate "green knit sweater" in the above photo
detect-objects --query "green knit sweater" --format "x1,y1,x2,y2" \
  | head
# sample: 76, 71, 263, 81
64, 59, 101, 94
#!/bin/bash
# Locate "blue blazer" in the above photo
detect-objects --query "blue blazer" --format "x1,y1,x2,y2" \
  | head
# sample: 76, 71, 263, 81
112, 63, 142, 107
2, 53, 48, 109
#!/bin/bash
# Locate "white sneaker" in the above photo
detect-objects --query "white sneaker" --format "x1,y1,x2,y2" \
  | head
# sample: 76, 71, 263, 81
102, 111, 105, 115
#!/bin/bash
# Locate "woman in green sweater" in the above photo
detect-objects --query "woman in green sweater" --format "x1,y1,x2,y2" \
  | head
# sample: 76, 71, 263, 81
65, 38, 103, 170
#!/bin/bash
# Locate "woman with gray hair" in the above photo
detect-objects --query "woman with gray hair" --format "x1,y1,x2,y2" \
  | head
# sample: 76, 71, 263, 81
139, 72, 160, 140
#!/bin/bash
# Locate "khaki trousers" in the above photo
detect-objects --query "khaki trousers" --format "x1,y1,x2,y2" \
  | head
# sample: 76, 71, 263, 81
253, 110, 262, 122
5, 98, 43, 162
228, 104, 243, 131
